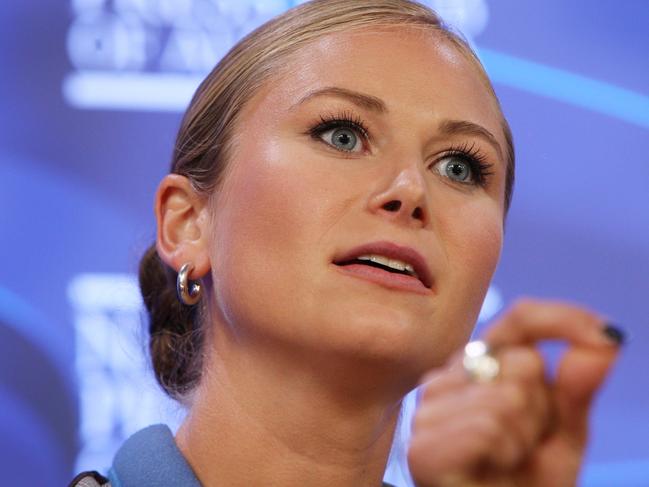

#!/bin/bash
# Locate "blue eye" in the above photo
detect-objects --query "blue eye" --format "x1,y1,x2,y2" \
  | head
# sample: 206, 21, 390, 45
433, 145, 495, 187
438, 156, 473, 183
308, 112, 370, 154
320, 127, 361, 152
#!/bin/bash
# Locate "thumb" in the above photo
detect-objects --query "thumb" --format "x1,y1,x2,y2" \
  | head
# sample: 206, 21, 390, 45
552, 325, 624, 446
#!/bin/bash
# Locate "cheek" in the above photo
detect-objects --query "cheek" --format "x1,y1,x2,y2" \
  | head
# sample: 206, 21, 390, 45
438, 192, 503, 271
213, 154, 307, 278
216, 135, 320, 249
459, 209, 502, 276
208, 142, 341, 334
437, 196, 503, 323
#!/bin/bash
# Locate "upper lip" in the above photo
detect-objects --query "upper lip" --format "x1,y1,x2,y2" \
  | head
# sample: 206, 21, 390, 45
333, 240, 433, 289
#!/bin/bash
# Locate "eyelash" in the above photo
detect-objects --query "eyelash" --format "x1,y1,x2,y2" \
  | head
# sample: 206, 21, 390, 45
438, 141, 495, 187
307, 112, 495, 187
307, 110, 371, 147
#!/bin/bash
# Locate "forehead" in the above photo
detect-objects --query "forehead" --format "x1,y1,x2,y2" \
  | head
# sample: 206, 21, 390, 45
259, 26, 504, 143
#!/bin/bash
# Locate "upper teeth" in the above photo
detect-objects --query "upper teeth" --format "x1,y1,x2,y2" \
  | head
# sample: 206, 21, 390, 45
356, 254, 416, 275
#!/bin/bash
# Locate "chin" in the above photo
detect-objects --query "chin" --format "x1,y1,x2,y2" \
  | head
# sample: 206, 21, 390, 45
315, 300, 431, 361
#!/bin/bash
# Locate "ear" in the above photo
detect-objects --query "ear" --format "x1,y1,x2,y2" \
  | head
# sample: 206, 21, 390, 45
154, 174, 211, 279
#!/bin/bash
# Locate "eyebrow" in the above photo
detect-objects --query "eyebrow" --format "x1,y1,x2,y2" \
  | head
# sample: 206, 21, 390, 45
438, 119, 504, 161
293, 86, 503, 160
292, 86, 387, 113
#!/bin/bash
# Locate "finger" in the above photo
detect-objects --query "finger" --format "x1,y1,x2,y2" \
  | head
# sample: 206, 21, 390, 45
409, 413, 504, 478
413, 380, 549, 459
418, 345, 547, 399
553, 344, 620, 447
416, 350, 467, 398
415, 347, 552, 455
484, 298, 614, 349
497, 345, 547, 383
497, 347, 554, 443
409, 410, 529, 477
480, 298, 624, 450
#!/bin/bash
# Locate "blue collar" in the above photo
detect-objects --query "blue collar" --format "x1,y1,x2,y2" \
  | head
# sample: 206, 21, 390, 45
107, 424, 202, 487
107, 423, 396, 487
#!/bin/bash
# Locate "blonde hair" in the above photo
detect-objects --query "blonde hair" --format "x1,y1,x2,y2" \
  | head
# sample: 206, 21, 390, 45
140, 0, 515, 403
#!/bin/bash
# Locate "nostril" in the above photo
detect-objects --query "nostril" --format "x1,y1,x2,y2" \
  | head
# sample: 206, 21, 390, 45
383, 200, 401, 212
412, 207, 423, 220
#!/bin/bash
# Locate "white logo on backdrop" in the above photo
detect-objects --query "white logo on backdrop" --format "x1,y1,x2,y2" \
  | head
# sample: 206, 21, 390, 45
67, 273, 184, 473
63, 0, 489, 111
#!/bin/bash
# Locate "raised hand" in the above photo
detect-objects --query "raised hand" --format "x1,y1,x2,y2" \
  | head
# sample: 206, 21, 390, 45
407, 298, 623, 487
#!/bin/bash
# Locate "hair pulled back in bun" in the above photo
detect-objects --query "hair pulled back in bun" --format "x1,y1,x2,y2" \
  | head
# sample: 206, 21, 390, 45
139, 245, 205, 403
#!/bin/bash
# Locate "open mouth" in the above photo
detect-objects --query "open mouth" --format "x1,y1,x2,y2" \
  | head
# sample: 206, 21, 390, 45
332, 241, 434, 292
336, 257, 418, 279
333, 256, 431, 295
333, 258, 429, 294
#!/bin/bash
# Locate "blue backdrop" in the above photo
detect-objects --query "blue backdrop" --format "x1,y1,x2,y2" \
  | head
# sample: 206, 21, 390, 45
1, 1, 647, 486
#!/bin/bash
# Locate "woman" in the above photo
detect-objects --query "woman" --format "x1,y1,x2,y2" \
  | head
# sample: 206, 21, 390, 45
69, 0, 623, 485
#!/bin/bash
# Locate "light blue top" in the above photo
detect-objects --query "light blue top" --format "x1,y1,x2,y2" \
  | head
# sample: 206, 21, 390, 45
106, 423, 396, 486
107, 424, 201, 487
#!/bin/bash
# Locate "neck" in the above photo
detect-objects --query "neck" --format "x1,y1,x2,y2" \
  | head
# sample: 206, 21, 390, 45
175, 327, 411, 487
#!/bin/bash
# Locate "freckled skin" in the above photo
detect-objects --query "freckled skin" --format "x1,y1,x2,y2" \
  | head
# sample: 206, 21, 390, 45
209, 27, 506, 385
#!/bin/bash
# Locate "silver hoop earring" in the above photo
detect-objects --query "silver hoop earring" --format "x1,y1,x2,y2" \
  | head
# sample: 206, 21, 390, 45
177, 262, 203, 305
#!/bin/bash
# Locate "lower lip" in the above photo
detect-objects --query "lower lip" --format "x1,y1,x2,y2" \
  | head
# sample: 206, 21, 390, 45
333, 263, 431, 295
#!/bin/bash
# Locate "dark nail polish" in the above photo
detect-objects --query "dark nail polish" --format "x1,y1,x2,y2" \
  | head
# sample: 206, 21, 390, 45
602, 323, 626, 345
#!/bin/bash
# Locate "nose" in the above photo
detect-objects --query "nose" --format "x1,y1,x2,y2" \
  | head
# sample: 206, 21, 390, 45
369, 164, 428, 227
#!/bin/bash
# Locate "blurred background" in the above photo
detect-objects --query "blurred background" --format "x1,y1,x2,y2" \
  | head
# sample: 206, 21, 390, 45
0, 0, 647, 485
